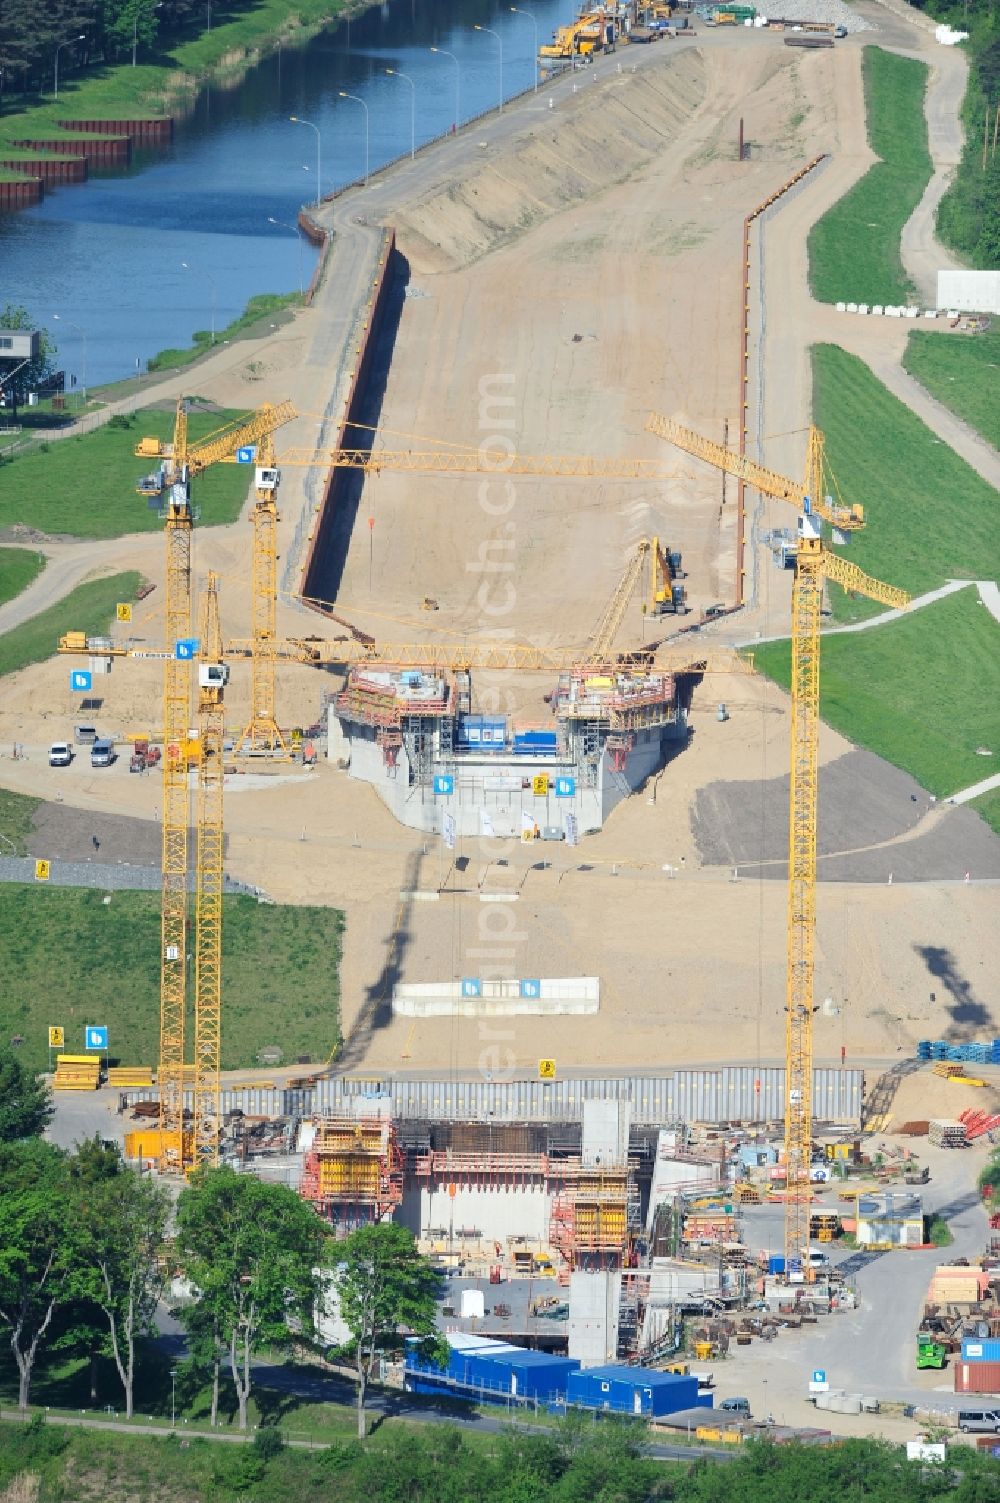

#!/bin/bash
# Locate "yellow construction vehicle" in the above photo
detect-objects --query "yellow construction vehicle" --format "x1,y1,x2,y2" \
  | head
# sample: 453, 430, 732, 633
646, 411, 908, 1278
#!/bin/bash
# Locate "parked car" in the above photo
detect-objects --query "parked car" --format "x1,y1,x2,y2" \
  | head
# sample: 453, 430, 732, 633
90, 738, 116, 768
719, 1397, 751, 1417
959, 1410, 1000, 1434
49, 742, 73, 767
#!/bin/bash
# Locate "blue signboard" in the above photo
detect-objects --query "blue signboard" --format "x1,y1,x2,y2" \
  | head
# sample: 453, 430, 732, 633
84, 1025, 108, 1051
460, 979, 482, 998
236, 445, 257, 464
812, 1370, 826, 1384
175, 638, 199, 661
520, 979, 541, 999
70, 669, 92, 692
555, 776, 576, 798
434, 775, 454, 796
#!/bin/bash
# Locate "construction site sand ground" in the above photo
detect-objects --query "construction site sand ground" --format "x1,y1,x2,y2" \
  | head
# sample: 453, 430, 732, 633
0, 13, 997, 1077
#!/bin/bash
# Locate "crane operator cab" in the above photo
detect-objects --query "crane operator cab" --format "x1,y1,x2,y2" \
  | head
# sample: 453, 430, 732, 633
198, 663, 230, 690
255, 465, 279, 493
168, 472, 191, 519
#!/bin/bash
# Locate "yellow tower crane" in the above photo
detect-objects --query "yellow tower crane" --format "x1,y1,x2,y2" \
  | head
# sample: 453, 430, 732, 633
193, 574, 228, 1165
158, 401, 195, 1172
237, 431, 287, 756
645, 411, 909, 1277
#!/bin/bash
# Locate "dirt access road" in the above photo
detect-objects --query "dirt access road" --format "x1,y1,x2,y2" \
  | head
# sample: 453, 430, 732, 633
0, 18, 997, 1079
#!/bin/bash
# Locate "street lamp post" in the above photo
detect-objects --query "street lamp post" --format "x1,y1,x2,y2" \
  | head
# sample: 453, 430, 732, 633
289, 115, 322, 207
54, 35, 86, 101
338, 92, 369, 186
133, 2, 163, 68
510, 8, 539, 92
267, 216, 304, 297
429, 47, 460, 133
52, 313, 87, 407
180, 261, 217, 346
474, 24, 503, 115
385, 68, 415, 160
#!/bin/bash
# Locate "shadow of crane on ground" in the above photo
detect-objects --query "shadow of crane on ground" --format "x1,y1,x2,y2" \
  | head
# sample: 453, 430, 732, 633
336, 846, 424, 1069
915, 944, 995, 1038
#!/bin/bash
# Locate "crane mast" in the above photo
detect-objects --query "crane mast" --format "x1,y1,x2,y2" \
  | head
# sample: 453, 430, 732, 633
238, 432, 286, 756
646, 412, 908, 1277
193, 574, 227, 1165
158, 399, 193, 1171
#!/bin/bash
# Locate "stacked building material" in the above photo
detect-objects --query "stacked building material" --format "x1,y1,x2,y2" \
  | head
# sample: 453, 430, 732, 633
929, 1120, 968, 1148
919, 1040, 1000, 1065
52, 1053, 100, 1090
927, 1265, 991, 1306
107, 1066, 153, 1088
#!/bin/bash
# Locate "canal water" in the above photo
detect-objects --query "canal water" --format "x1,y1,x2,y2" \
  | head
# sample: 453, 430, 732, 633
2, 0, 580, 390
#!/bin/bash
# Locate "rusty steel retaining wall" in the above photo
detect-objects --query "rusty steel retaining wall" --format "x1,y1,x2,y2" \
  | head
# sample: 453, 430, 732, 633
0, 178, 43, 208
15, 134, 131, 166
0, 155, 87, 185
737, 155, 827, 607
299, 226, 397, 607
61, 117, 174, 144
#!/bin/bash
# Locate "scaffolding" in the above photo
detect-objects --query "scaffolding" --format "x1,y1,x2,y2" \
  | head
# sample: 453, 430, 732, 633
549, 1162, 632, 1273
300, 1116, 403, 1230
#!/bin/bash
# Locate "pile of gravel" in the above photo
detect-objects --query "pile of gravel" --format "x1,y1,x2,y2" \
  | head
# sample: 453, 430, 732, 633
759, 0, 876, 32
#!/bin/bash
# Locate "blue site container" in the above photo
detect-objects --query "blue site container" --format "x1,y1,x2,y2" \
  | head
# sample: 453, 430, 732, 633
962, 1339, 1000, 1363
514, 731, 558, 756
566, 1365, 698, 1418
768, 1255, 786, 1275
407, 1336, 578, 1405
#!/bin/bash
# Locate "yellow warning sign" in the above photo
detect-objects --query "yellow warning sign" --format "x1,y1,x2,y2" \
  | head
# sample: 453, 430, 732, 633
538, 1058, 557, 1081
34, 859, 51, 882
532, 774, 549, 796
116, 602, 133, 623
48, 1026, 64, 1049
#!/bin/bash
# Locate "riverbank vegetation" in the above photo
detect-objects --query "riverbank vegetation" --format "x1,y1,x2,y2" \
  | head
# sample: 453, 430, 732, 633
0, 406, 251, 539
903, 324, 1000, 451
0, 570, 142, 678
0, 0, 349, 136
808, 48, 932, 305
913, 0, 1000, 267
146, 291, 303, 374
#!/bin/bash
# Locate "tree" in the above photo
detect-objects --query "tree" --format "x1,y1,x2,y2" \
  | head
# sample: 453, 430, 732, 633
175, 1296, 227, 1429
0, 1141, 78, 1408
175, 1167, 327, 1430
73, 1144, 170, 1419
335, 1223, 442, 1439
0, 1051, 53, 1142
0, 306, 57, 418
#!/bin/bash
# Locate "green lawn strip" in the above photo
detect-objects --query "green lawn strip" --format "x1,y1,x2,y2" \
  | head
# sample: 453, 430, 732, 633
811, 344, 998, 623
0, 0, 347, 143
0, 408, 252, 539
927, 0, 1000, 267
751, 589, 1000, 800
970, 788, 1000, 839
902, 326, 1000, 452
0, 887, 342, 1074
808, 48, 931, 305
145, 291, 303, 375
0, 789, 41, 855
0, 571, 142, 679
0, 546, 44, 606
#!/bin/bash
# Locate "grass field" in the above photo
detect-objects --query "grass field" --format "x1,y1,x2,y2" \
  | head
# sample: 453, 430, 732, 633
971, 788, 1000, 835
0, 886, 343, 1074
0, 570, 142, 679
808, 48, 931, 306
0, 545, 44, 606
812, 344, 998, 623
753, 588, 1000, 823
903, 326, 1000, 452
0, 408, 253, 540
0, 788, 41, 855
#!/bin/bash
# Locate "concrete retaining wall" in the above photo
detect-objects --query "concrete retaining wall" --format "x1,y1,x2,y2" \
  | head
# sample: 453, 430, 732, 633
299, 227, 397, 607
